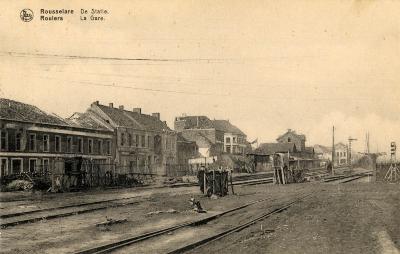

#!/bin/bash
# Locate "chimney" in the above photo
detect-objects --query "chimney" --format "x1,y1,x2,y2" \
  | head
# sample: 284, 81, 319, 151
109, 103, 114, 108
93, 101, 99, 106
152, 113, 160, 120
119, 105, 124, 110
288, 128, 292, 132
132, 108, 141, 114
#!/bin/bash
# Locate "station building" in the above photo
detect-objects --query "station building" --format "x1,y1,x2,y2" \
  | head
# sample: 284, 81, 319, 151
0, 98, 114, 178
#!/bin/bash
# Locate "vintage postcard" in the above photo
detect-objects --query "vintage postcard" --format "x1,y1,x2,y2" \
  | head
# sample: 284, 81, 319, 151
0, 1, 399, 253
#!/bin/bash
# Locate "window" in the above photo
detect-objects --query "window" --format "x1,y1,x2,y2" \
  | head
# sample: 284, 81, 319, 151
128, 134, 132, 147
288, 137, 291, 142
43, 134, 49, 152
0, 158, 8, 177
226, 145, 231, 153
106, 140, 111, 155
42, 158, 49, 174
135, 135, 139, 147
141, 135, 145, 147
55, 136, 61, 152
15, 133, 21, 151
11, 158, 22, 174
98, 140, 103, 154
66, 136, 72, 153
120, 133, 125, 146
29, 133, 36, 151
226, 137, 231, 143
88, 139, 93, 154
29, 158, 37, 173
78, 138, 83, 153
233, 137, 237, 143
0, 130, 7, 150
148, 136, 151, 149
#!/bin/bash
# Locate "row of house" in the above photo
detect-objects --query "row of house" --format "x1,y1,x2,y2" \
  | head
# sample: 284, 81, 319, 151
1, 98, 350, 182
0, 98, 250, 179
0, 99, 114, 178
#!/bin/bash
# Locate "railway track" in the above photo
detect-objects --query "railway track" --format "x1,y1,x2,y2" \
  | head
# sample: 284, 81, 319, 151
73, 192, 312, 254
0, 177, 273, 229
323, 172, 372, 184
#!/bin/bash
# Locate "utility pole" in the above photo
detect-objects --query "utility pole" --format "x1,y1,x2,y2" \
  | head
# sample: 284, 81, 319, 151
332, 126, 335, 171
365, 132, 370, 154
348, 137, 357, 169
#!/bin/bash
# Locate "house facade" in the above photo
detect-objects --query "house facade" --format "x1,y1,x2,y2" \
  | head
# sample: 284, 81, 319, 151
82, 101, 177, 176
0, 99, 113, 178
276, 129, 315, 158
334, 143, 348, 166
174, 115, 247, 157
276, 129, 306, 152
313, 143, 348, 166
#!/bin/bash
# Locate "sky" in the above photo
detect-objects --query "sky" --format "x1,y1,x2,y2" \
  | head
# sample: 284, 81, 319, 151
0, 0, 399, 155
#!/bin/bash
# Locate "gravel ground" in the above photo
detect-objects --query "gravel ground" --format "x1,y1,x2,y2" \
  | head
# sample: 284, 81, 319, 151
190, 183, 400, 254
0, 183, 278, 253
1, 182, 398, 254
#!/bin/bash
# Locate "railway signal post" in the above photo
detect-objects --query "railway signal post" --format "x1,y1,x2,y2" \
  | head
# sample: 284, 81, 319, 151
384, 142, 399, 182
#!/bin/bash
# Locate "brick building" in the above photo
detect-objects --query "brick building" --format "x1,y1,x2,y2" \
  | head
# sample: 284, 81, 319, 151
276, 129, 306, 152
81, 101, 177, 176
174, 115, 248, 157
0, 98, 113, 178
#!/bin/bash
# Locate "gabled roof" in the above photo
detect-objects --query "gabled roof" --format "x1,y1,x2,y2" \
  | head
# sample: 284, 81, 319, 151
175, 115, 246, 136
335, 142, 348, 149
314, 144, 332, 154
96, 104, 171, 131
124, 111, 170, 131
176, 116, 214, 129
0, 98, 70, 126
96, 104, 142, 128
212, 120, 245, 136
67, 112, 111, 131
277, 129, 306, 142
254, 142, 297, 155
314, 143, 348, 153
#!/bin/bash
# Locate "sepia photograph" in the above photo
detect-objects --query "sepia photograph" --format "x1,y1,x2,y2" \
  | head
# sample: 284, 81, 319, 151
0, 0, 399, 253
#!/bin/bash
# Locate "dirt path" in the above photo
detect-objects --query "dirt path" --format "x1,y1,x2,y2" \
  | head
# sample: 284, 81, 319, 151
1, 182, 398, 254
190, 183, 399, 254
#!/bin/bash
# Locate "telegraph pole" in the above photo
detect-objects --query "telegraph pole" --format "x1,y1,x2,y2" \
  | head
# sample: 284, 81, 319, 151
332, 126, 335, 172
365, 132, 370, 154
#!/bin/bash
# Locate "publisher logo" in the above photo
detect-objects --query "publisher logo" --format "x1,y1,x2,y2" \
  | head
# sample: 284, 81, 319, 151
20, 9, 34, 22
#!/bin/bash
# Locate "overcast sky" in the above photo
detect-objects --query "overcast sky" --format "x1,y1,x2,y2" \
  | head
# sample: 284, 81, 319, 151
1, 0, 399, 155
